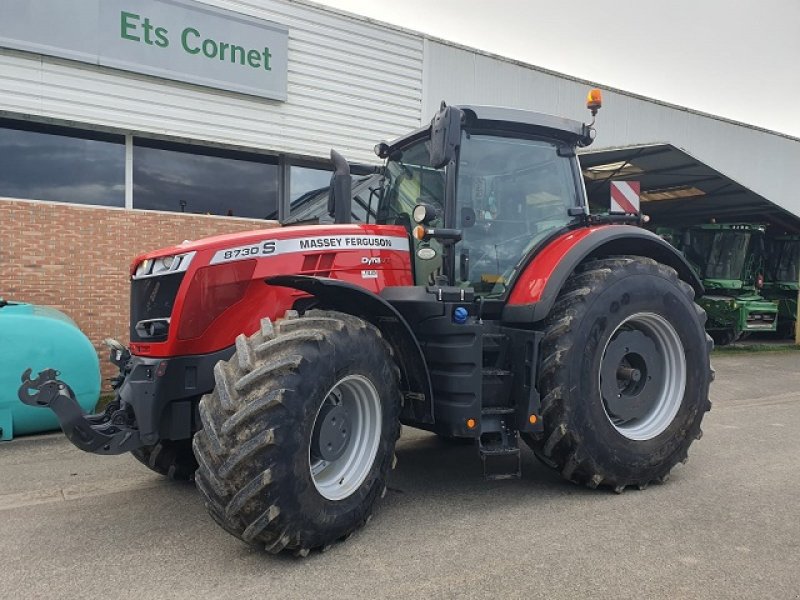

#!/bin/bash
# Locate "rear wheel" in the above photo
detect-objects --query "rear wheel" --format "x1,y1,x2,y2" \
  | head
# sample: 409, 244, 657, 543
525, 257, 713, 491
192, 310, 401, 555
131, 440, 197, 481
777, 319, 797, 340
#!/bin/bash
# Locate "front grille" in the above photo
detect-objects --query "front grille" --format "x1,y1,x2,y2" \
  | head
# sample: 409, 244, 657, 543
130, 273, 185, 342
747, 313, 776, 323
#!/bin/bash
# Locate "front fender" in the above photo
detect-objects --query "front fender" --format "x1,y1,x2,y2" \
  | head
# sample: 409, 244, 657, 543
503, 225, 704, 323
268, 275, 434, 424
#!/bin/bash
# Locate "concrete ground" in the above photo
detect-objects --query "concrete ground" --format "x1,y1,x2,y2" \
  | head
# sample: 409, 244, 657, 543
1, 351, 799, 599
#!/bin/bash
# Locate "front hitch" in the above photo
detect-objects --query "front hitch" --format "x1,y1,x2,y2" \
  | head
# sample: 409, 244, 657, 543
18, 368, 143, 454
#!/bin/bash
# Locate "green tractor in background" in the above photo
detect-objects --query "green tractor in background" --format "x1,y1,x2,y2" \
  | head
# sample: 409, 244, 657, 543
659, 224, 778, 345
764, 235, 800, 339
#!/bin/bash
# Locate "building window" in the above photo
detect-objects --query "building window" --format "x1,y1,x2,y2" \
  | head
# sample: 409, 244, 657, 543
288, 164, 331, 223
290, 165, 332, 204
351, 174, 382, 223
132, 139, 279, 218
288, 164, 381, 224
0, 119, 125, 207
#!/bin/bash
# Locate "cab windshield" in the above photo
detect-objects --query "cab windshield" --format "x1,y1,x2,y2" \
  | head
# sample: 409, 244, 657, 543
376, 139, 446, 285
377, 139, 445, 228
686, 231, 750, 280
772, 239, 800, 283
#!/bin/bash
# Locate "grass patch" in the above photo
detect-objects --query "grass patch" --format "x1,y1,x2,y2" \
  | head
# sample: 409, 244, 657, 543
713, 343, 800, 354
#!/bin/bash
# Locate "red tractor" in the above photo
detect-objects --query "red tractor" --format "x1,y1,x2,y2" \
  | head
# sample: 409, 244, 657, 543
21, 92, 713, 556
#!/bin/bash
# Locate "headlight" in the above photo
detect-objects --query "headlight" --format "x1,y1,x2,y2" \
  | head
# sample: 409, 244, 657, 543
158, 256, 175, 270
137, 259, 152, 277
134, 251, 196, 279
412, 203, 438, 224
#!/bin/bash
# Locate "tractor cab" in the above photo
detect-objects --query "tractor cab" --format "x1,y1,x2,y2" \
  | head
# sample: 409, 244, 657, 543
764, 235, 800, 338
375, 105, 591, 296
766, 235, 800, 288
681, 223, 778, 343
682, 223, 766, 290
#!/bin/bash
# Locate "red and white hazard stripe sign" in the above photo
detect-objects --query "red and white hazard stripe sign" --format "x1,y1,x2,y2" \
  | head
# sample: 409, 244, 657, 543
610, 181, 641, 214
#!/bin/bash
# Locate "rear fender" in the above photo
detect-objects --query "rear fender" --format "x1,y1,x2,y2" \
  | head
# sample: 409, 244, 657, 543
268, 275, 434, 424
503, 225, 703, 323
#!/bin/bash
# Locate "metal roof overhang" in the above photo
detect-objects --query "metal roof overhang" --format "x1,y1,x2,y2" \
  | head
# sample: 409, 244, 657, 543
579, 144, 800, 235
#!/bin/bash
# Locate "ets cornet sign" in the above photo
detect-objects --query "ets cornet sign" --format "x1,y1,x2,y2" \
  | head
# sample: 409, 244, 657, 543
0, 0, 289, 101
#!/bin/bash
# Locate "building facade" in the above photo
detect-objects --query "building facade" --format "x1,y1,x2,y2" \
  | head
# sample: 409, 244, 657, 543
1, 0, 798, 384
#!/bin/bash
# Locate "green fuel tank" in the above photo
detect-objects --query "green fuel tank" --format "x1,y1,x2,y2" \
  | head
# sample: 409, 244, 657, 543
0, 300, 100, 440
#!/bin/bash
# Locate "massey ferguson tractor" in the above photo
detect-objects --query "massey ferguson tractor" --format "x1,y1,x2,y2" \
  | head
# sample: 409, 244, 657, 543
20, 91, 713, 556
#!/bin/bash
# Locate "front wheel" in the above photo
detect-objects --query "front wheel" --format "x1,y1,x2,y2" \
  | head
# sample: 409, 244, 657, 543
192, 310, 401, 555
525, 257, 713, 491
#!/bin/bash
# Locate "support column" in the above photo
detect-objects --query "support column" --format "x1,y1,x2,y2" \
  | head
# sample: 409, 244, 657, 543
125, 134, 133, 210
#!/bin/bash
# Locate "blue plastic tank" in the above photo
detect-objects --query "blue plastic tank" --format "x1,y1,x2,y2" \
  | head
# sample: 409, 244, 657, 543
0, 300, 100, 440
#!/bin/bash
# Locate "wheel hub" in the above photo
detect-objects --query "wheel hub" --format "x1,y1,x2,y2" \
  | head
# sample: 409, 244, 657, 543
308, 374, 383, 501
597, 312, 687, 441
601, 329, 665, 424
311, 402, 351, 462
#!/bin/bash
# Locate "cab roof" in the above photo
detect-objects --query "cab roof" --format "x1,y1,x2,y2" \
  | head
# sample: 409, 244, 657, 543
458, 105, 588, 142
380, 104, 591, 156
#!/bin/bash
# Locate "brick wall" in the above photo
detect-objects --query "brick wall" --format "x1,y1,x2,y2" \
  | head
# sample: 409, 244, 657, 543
0, 198, 278, 390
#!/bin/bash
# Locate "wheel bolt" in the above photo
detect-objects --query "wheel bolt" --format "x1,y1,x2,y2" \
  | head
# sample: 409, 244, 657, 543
617, 366, 642, 382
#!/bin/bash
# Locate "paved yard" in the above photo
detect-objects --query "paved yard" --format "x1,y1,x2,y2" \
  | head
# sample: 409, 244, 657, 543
1, 351, 799, 599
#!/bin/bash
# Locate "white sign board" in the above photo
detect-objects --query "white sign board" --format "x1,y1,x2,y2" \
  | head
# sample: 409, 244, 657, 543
0, 0, 289, 101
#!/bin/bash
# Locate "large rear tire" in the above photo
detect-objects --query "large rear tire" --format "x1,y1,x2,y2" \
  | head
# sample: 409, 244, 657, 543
131, 440, 197, 481
777, 319, 797, 340
524, 257, 713, 491
193, 310, 401, 555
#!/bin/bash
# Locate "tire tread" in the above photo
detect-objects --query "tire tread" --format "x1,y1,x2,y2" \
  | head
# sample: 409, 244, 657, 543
524, 256, 713, 490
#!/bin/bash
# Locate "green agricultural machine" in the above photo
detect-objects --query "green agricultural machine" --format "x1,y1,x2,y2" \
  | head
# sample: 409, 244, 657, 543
764, 235, 800, 339
662, 224, 778, 345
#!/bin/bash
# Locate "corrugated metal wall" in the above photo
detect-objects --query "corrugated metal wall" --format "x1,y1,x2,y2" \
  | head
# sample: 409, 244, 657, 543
0, 0, 423, 164
422, 40, 800, 219
1, 1, 798, 217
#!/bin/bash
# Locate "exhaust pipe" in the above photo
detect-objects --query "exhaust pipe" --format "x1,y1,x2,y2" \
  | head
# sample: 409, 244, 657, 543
328, 149, 352, 224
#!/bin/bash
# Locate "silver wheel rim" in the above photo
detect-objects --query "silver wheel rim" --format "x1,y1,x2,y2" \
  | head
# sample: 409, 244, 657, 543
598, 312, 687, 441
309, 375, 382, 501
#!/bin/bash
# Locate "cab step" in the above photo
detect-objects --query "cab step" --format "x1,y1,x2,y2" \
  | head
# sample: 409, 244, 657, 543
482, 368, 513, 407
478, 429, 521, 480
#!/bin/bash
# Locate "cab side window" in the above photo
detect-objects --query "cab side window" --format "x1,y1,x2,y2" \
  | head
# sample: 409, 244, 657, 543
456, 135, 578, 296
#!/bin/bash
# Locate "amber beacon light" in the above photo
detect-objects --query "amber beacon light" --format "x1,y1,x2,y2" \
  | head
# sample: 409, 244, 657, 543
586, 88, 603, 115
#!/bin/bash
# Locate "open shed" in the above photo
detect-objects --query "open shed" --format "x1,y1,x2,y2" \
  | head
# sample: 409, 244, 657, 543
580, 144, 800, 235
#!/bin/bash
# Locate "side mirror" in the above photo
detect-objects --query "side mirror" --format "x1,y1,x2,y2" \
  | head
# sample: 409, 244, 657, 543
429, 102, 463, 169
328, 149, 352, 224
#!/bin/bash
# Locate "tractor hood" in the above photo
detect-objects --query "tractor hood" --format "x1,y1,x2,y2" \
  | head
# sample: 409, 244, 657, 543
130, 223, 410, 275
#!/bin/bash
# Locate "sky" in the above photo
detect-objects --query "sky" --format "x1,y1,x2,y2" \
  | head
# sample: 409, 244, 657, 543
310, 0, 800, 138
